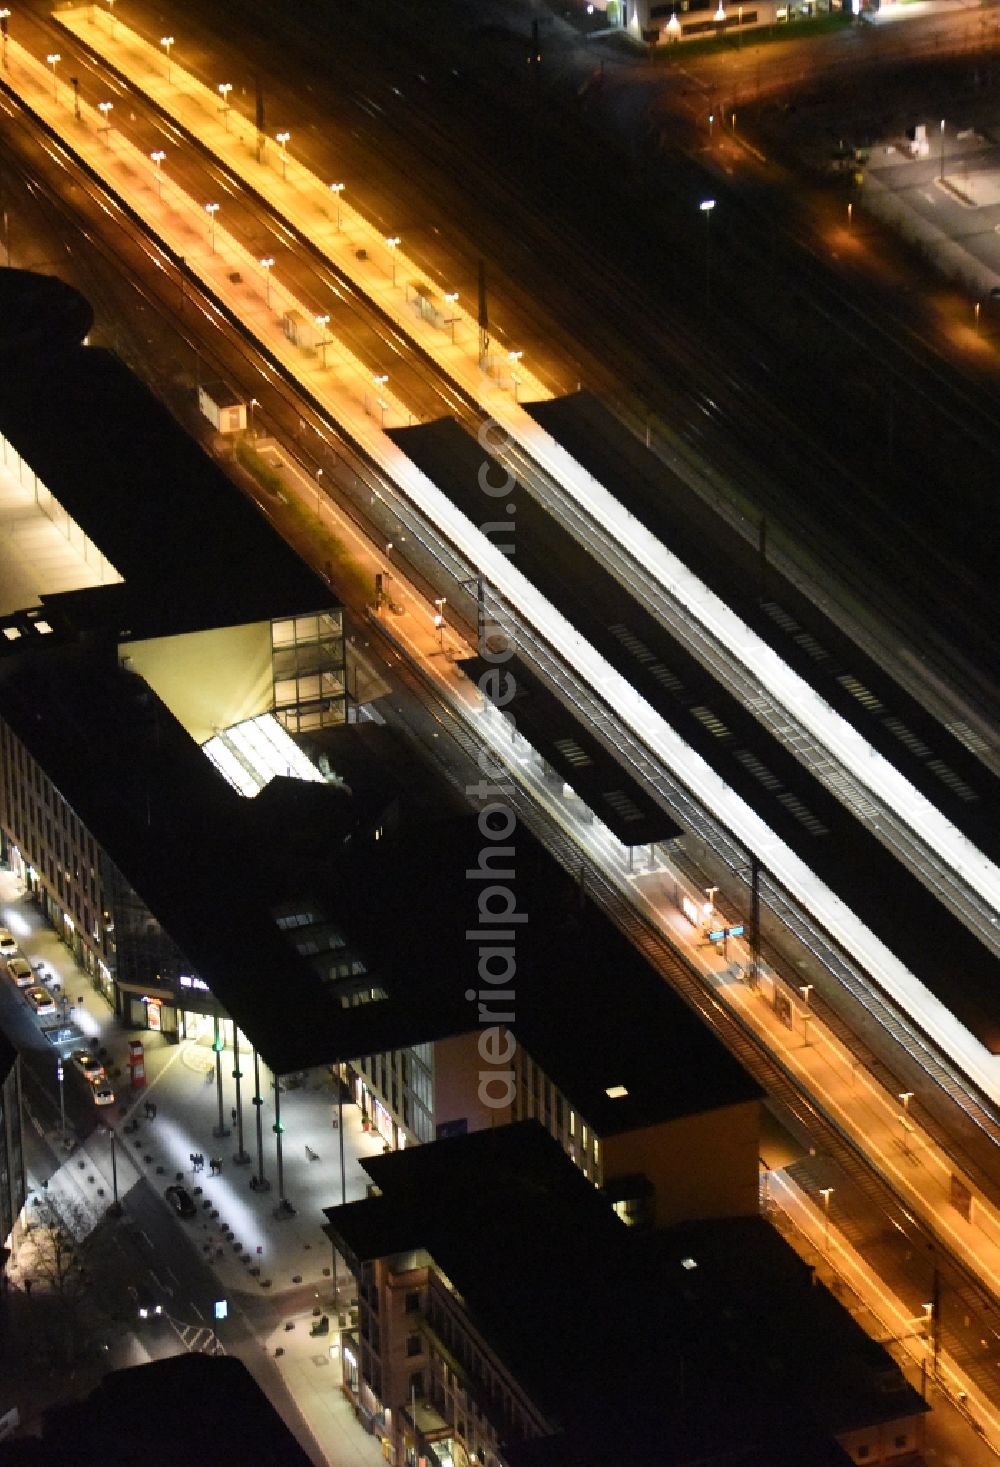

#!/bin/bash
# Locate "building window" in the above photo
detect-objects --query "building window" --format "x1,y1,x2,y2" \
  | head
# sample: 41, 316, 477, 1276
409, 1371, 424, 1398
856, 1449, 869, 1462
406, 1333, 422, 1357
893, 1437, 907, 1449
404, 1291, 420, 1313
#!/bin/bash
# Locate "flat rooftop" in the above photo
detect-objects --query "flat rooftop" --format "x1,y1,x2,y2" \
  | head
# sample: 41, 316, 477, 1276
0, 336, 336, 642
395, 416, 1000, 1056
527, 392, 1000, 866
325, 1123, 923, 1466
459, 651, 681, 847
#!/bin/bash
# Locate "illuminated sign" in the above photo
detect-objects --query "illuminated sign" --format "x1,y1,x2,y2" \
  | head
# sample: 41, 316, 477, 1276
681, 895, 699, 926
179, 975, 210, 991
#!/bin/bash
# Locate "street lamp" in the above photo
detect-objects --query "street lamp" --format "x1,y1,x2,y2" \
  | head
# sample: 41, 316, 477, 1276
939, 117, 945, 184
46, 52, 60, 99
218, 82, 232, 130
329, 181, 345, 229
106, 1125, 122, 1216
799, 983, 813, 1006
372, 372, 389, 427
898, 1090, 914, 1113
205, 201, 220, 253
315, 314, 331, 368
160, 35, 174, 83
98, 100, 113, 144
699, 198, 716, 310
819, 1186, 833, 1258
386, 234, 401, 286
259, 255, 275, 307
0, 10, 9, 73
150, 149, 166, 198
434, 596, 447, 649
104, 0, 116, 34
249, 397, 259, 437
443, 291, 459, 342
56, 1060, 66, 1145
276, 130, 290, 178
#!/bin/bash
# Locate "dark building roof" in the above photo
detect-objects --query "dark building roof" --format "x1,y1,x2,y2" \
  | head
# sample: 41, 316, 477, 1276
0, 1353, 313, 1467
0, 268, 92, 367
460, 652, 681, 847
325, 1123, 923, 1467
394, 416, 1000, 1055
0, 1023, 16, 1085
0, 648, 346, 1075
0, 341, 335, 643
313, 814, 761, 1131
527, 392, 1000, 867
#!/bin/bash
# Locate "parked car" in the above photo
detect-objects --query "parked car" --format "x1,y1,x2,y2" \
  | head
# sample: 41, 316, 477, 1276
127, 1282, 163, 1320
6, 957, 32, 987
164, 1185, 197, 1218
24, 985, 56, 1017
0, 931, 17, 960
91, 1080, 115, 1107
71, 1050, 105, 1082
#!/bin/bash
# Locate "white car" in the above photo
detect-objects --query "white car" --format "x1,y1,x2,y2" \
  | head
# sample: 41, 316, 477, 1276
0, 930, 16, 960
24, 985, 56, 1018
6, 957, 32, 987
91, 1080, 115, 1107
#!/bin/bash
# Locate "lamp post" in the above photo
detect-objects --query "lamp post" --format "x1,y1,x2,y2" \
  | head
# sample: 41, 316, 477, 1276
898, 1090, 914, 1114
160, 35, 174, 83
56, 1060, 66, 1145
699, 198, 716, 310
329, 181, 344, 229
819, 1186, 833, 1259
218, 82, 232, 129
939, 117, 945, 183
315, 314, 331, 367
259, 255, 274, 307
273, 1079, 294, 1218
0, 10, 9, 72
232, 1027, 250, 1165
276, 130, 290, 178
150, 149, 166, 198
434, 596, 447, 649
250, 1047, 269, 1192
47, 52, 60, 99
104, 0, 116, 34
98, 100, 113, 144
249, 397, 259, 437
372, 372, 389, 427
106, 1125, 122, 1216
70, 75, 80, 120
205, 201, 219, 252
444, 291, 459, 342
386, 235, 401, 286
212, 1016, 230, 1139
508, 349, 523, 401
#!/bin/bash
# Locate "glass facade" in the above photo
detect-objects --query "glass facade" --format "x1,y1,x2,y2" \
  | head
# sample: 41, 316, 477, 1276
271, 610, 346, 732
0, 1053, 26, 1258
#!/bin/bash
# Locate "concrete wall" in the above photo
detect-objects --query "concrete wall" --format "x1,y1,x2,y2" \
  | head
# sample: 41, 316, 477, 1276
122, 621, 273, 745
604, 1098, 761, 1226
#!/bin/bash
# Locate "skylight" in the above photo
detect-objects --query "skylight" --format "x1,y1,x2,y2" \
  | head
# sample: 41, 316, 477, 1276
203, 713, 325, 797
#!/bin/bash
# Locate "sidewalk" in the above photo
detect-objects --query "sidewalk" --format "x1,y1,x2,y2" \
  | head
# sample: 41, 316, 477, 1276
0, 867, 388, 1467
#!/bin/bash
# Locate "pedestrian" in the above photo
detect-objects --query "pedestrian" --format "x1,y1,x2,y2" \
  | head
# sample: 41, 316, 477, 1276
144, 1101, 152, 1120
196, 1153, 204, 1173
189, 1152, 196, 1169
149, 1101, 157, 1120
230, 1106, 237, 1126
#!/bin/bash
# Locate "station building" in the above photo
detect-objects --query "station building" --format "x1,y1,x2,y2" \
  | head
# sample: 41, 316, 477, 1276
324, 1122, 926, 1467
